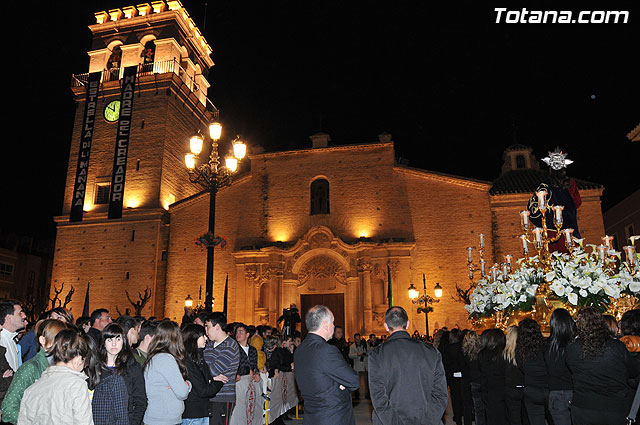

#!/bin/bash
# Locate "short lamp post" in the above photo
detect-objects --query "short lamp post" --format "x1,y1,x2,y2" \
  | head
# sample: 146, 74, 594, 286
184, 114, 247, 312
408, 273, 442, 337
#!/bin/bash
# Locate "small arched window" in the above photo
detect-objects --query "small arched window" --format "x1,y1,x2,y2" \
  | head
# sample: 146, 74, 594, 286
516, 154, 526, 169
310, 179, 330, 215
107, 45, 122, 70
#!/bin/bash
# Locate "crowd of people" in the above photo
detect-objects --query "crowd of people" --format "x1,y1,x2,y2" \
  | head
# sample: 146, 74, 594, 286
0, 296, 638, 425
432, 307, 640, 425
0, 300, 303, 425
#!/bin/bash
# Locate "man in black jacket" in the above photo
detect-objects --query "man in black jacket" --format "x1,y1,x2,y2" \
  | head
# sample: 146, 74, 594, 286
294, 305, 360, 425
368, 306, 448, 425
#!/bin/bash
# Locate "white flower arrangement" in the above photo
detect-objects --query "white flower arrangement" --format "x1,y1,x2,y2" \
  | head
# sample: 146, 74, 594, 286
465, 243, 640, 318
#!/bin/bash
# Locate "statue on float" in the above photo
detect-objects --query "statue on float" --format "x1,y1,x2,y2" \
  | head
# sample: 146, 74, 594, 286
527, 147, 581, 254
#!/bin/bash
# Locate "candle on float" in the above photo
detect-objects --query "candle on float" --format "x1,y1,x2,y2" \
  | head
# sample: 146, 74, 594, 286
501, 263, 509, 276
520, 210, 530, 230
597, 245, 606, 261
491, 265, 498, 282
469, 267, 474, 280
480, 259, 486, 276
467, 247, 473, 263
479, 233, 485, 249
623, 245, 636, 264
505, 255, 513, 271
563, 228, 574, 248
533, 228, 543, 247
553, 205, 564, 226
520, 235, 529, 253
536, 189, 548, 212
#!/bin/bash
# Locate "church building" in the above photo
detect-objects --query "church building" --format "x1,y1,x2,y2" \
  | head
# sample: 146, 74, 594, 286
51, 1, 606, 336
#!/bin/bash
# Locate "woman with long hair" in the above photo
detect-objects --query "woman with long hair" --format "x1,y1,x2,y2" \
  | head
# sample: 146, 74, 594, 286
143, 320, 192, 425
567, 307, 640, 425
515, 318, 548, 425
544, 308, 575, 425
478, 328, 507, 425
181, 323, 227, 425
98, 322, 147, 425
2, 319, 67, 424
90, 323, 133, 425
17, 328, 93, 424
503, 325, 525, 425
462, 331, 484, 425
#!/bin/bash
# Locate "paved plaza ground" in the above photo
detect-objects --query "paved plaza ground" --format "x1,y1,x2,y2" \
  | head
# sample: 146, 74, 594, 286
284, 391, 456, 425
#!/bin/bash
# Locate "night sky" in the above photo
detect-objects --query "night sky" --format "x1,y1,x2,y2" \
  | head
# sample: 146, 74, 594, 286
3, 0, 638, 240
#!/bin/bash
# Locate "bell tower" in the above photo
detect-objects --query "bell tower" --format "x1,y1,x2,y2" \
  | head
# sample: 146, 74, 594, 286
52, 1, 216, 317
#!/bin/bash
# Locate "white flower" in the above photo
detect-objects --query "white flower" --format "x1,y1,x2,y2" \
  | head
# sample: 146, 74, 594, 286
630, 281, 640, 293
567, 292, 578, 305
550, 283, 566, 297
579, 289, 588, 297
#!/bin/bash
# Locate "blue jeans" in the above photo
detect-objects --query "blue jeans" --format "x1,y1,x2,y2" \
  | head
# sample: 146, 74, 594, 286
548, 389, 572, 425
182, 418, 209, 425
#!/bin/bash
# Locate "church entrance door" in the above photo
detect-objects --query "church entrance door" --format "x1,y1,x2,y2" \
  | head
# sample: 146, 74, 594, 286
300, 293, 345, 336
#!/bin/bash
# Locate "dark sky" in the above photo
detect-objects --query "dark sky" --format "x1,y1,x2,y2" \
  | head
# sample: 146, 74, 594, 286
3, 0, 638, 239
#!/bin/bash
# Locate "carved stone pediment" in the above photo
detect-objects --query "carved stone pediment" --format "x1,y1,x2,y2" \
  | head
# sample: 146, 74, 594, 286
297, 255, 347, 290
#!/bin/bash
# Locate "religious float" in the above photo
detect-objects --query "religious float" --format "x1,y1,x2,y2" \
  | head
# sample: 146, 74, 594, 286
462, 149, 640, 331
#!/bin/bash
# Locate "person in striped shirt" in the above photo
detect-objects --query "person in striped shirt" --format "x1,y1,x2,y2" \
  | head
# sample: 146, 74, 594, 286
204, 312, 239, 425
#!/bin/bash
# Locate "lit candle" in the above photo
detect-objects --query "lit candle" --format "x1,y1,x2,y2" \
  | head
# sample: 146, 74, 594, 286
597, 244, 606, 261
553, 205, 564, 226
536, 189, 548, 212
480, 259, 486, 276
520, 210, 530, 230
563, 228, 574, 248
502, 263, 509, 276
533, 227, 543, 247
505, 255, 513, 271
469, 267, 474, 280
467, 247, 474, 263
623, 245, 636, 263
479, 233, 485, 249
491, 265, 498, 282
520, 235, 529, 253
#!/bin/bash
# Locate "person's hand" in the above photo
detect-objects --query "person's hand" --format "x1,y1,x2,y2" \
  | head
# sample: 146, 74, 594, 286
290, 362, 294, 371
214, 374, 229, 383
2, 369, 13, 378
339, 385, 346, 390
236, 374, 241, 382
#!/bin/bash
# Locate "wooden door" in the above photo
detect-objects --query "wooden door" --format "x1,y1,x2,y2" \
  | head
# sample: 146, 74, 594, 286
300, 293, 345, 336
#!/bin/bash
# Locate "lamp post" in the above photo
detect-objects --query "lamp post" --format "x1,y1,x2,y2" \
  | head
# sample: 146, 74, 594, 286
408, 273, 442, 337
184, 114, 246, 312
184, 294, 193, 308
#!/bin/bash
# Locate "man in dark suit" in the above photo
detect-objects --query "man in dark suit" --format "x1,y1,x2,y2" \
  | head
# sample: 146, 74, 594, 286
294, 305, 360, 425
368, 306, 448, 425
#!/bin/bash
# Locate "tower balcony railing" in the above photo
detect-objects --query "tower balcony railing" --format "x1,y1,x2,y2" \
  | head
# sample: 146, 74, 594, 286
70, 59, 217, 110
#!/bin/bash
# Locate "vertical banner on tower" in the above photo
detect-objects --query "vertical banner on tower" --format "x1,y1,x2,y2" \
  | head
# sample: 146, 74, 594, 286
70, 72, 101, 222
108, 65, 137, 219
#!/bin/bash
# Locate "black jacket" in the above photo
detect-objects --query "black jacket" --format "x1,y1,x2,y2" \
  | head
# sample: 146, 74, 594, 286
237, 344, 258, 377
294, 333, 360, 425
121, 356, 147, 425
268, 347, 293, 378
368, 331, 448, 425
183, 356, 223, 418
567, 337, 640, 413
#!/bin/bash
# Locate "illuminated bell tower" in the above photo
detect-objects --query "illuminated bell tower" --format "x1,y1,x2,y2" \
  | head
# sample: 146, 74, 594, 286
52, 1, 216, 316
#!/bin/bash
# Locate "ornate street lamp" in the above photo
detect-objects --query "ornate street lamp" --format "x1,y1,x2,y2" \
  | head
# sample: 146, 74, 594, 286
184, 113, 247, 312
408, 273, 441, 337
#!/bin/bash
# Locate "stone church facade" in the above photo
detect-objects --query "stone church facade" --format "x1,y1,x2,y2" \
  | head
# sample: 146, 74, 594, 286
51, 2, 606, 336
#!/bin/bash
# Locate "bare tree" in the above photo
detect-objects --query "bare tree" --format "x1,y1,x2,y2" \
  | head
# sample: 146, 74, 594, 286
125, 287, 151, 316
50, 283, 75, 309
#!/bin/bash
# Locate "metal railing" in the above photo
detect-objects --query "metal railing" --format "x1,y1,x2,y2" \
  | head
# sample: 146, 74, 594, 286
70, 59, 218, 111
